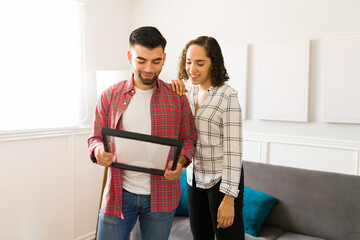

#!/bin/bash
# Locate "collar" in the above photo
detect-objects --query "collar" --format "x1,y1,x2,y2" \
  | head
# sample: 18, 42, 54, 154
207, 86, 216, 93
194, 85, 216, 94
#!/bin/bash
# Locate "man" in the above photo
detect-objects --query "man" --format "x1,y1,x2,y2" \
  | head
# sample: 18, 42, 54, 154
87, 26, 197, 240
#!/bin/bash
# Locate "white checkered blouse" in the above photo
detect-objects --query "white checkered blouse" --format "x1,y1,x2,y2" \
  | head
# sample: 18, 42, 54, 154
186, 84, 243, 197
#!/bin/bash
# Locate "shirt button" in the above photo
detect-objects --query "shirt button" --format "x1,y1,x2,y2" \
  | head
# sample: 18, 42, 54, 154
124, 102, 127, 105
131, 90, 135, 93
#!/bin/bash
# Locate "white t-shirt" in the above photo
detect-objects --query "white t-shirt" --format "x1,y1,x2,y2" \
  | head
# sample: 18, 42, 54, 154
122, 86, 154, 195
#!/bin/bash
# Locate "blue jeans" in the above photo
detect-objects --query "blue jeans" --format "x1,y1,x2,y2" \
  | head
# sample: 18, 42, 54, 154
97, 189, 176, 240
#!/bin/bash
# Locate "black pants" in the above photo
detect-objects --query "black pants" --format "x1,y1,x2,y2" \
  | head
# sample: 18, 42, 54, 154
187, 167, 244, 240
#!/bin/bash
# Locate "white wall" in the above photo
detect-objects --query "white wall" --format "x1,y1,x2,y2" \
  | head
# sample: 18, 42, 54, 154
83, 0, 132, 127
127, 0, 360, 140
0, 1, 126, 240
0, 128, 103, 240
125, 0, 360, 172
1, 0, 360, 239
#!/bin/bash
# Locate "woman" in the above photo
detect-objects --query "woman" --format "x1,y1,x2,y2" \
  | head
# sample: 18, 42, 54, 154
171, 36, 244, 240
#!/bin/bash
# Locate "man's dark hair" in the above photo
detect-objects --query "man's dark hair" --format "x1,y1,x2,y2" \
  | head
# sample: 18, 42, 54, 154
129, 26, 167, 50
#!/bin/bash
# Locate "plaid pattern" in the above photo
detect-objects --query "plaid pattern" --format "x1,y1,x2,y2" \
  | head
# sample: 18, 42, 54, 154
186, 84, 242, 197
88, 75, 197, 217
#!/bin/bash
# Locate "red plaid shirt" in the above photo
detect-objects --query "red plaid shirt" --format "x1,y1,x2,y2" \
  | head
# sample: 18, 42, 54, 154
88, 75, 197, 218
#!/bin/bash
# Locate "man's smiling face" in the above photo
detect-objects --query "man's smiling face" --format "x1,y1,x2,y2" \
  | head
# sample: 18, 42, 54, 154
127, 44, 166, 90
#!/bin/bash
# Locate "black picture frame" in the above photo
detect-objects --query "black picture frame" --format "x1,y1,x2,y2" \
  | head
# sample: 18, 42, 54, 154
101, 128, 184, 175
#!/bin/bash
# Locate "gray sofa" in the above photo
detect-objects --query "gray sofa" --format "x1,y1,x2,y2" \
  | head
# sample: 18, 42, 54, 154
131, 161, 360, 240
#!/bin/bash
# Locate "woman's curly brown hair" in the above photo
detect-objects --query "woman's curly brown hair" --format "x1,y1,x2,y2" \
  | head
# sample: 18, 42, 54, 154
177, 36, 229, 87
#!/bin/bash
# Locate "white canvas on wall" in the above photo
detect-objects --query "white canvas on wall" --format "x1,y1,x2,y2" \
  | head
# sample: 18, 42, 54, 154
222, 44, 248, 119
323, 36, 360, 124
256, 40, 310, 122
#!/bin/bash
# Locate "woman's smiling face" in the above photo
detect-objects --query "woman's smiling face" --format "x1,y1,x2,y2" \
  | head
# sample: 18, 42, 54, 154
185, 44, 212, 88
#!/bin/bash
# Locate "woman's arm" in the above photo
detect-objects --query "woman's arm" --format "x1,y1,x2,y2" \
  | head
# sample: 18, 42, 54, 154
219, 91, 243, 197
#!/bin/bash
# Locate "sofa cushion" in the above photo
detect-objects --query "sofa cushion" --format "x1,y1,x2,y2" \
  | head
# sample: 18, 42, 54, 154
243, 187, 279, 237
175, 171, 189, 216
245, 224, 284, 240
243, 161, 360, 240
276, 232, 325, 240
130, 216, 192, 240
169, 216, 192, 240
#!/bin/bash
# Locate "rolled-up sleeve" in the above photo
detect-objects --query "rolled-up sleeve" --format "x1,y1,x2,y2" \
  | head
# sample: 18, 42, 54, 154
219, 92, 242, 197
87, 92, 110, 163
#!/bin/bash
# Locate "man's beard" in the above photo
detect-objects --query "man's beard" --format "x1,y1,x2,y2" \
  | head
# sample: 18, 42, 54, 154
135, 70, 159, 85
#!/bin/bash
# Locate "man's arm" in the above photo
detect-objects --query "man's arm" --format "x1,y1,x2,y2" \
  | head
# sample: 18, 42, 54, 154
164, 93, 197, 181
178, 155, 188, 167
87, 91, 111, 163
177, 95, 197, 167
164, 155, 188, 181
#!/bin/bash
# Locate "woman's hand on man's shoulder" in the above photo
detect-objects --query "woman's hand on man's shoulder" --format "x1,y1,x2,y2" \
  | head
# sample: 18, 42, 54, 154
170, 79, 188, 96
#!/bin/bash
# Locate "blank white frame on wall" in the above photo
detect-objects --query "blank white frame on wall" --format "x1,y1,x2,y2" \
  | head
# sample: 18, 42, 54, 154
323, 36, 360, 124
222, 44, 248, 119
256, 40, 310, 122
